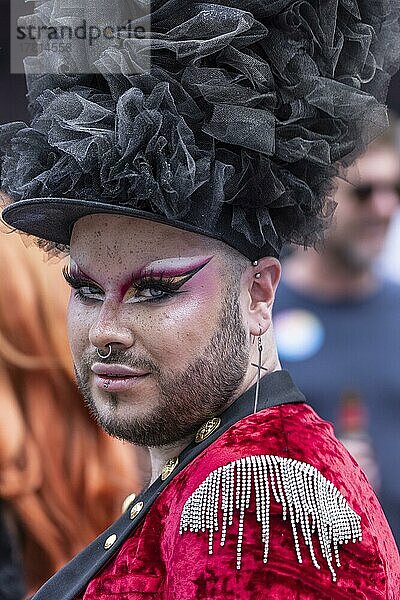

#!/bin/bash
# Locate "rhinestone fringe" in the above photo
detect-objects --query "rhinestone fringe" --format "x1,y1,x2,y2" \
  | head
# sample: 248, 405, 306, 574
179, 455, 362, 581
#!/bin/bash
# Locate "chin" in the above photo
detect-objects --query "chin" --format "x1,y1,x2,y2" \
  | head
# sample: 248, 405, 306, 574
91, 377, 156, 406
97, 413, 192, 447
98, 393, 155, 419
354, 231, 387, 258
338, 243, 376, 272
353, 246, 382, 268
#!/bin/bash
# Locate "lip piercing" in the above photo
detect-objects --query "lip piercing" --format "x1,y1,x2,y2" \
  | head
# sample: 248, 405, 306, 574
96, 344, 112, 359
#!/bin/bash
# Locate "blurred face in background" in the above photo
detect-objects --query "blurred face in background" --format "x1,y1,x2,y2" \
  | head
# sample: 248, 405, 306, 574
327, 145, 400, 271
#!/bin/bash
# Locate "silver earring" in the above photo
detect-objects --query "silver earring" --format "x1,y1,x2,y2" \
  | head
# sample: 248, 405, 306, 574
96, 344, 112, 359
251, 326, 267, 413
252, 260, 261, 279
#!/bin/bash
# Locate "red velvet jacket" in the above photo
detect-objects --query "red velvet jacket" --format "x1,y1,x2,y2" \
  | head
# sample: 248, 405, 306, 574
80, 401, 399, 599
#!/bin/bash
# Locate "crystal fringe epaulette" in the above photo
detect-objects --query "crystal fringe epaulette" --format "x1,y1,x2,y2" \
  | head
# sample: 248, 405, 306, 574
179, 455, 362, 581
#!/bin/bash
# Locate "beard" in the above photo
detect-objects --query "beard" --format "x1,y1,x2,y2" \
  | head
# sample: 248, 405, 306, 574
329, 219, 390, 274
330, 239, 375, 273
74, 286, 249, 447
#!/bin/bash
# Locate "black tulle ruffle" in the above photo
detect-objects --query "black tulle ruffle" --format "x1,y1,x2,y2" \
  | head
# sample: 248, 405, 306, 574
1, 0, 400, 254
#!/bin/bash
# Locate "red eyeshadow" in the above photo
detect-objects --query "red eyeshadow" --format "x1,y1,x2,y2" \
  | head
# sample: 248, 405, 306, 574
132, 257, 213, 282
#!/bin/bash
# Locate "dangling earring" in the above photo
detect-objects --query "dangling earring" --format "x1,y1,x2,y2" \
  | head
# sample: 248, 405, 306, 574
251, 326, 267, 413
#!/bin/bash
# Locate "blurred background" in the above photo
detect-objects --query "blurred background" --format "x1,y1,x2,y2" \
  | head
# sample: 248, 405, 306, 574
273, 112, 400, 548
274, 118, 400, 549
1, 0, 399, 596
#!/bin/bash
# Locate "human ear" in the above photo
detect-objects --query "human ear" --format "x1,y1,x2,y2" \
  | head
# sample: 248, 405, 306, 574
244, 257, 281, 336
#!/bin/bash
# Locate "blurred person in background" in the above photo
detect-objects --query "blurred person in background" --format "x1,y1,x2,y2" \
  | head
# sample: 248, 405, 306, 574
0, 229, 142, 597
0, 504, 24, 599
377, 116, 400, 284
274, 122, 400, 545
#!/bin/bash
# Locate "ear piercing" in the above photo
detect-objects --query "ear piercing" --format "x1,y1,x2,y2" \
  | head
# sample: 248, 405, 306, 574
252, 260, 261, 279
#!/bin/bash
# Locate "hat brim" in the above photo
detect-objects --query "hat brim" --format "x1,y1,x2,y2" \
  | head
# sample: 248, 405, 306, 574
2, 197, 277, 260
1, 197, 224, 247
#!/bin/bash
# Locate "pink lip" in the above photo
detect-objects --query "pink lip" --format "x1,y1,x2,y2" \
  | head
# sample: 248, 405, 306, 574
91, 363, 150, 377
91, 364, 150, 392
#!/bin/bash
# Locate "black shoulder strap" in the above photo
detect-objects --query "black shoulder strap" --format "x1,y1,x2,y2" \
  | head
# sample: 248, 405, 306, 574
32, 371, 305, 599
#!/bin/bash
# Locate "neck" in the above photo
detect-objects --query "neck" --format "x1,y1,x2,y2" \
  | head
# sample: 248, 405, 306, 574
148, 438, 192, 486
147, 340, 281, 485
284, 249, 379, 300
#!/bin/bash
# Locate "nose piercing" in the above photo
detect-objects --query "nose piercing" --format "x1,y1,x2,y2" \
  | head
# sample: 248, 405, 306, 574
96, 344, 112, 359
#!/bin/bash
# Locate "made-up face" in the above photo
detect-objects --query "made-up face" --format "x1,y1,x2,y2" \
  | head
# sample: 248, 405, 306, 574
328, 146, 400, 270
67, 214, 249, 447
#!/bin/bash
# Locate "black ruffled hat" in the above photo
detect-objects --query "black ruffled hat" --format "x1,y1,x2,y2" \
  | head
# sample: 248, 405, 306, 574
1, 0, 400, 260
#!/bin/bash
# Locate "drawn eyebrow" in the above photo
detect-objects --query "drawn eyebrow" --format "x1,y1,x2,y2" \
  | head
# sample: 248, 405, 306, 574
131, 256, 213, 286
120, 257, 213, 301
64, 256, 213, 300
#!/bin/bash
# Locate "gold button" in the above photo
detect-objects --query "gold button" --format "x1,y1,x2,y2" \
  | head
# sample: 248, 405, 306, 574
130, 501, 144, 520
121, 492, 137, 514
195, 417, 221, 443
161, 457, 179, 481
104, 534, 117, 550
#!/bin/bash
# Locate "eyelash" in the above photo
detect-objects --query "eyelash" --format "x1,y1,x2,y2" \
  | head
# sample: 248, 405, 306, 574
62, 267, 184, 304
131, 273, 183, 298
62, 267, 102, 303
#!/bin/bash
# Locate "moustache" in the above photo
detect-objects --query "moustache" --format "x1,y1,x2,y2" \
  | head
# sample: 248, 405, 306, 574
81, 349, 160, 374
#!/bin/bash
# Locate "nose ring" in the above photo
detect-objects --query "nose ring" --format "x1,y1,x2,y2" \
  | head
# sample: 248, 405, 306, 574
96, 344, 112, 359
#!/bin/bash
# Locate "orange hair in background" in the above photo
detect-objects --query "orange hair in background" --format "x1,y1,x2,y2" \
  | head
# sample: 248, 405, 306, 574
0, 232, 139, 594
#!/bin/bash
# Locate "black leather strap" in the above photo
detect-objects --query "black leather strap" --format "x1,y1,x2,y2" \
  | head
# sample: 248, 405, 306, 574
32, 370, 305, 599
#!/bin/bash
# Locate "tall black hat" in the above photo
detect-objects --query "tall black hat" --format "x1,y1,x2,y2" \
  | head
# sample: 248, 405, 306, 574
1, 0, 400, 260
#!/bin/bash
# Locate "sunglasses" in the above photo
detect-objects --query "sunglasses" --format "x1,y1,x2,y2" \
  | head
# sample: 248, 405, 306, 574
350, 182, 400, 203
